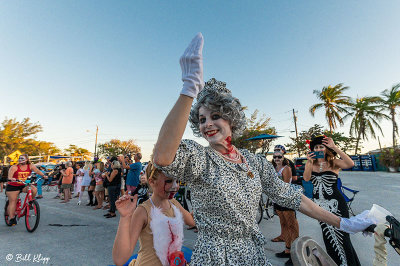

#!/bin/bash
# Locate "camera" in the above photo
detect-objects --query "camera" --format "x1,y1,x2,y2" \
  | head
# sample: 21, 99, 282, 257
311, 151, 325, 159
386, 216, 400, 255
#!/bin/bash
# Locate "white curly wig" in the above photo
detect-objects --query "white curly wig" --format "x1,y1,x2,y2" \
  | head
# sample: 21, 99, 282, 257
189, 78, 246, 139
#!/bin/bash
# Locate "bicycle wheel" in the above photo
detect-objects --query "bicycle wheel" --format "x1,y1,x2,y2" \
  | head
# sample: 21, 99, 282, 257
264, 198, 275, 219
256, 200, 263, 224
4, 200, 12, 226
25, 200, 40, 232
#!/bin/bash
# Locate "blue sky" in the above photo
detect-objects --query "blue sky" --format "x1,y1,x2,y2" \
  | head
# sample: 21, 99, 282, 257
1, 1, 399, 160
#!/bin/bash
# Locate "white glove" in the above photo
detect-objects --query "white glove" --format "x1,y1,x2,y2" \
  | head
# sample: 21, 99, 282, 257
179, 33, 204, 98
339, 210, 377, 234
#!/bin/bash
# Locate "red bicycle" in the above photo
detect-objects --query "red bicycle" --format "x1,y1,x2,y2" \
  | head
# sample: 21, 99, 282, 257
4, 176, 40, 232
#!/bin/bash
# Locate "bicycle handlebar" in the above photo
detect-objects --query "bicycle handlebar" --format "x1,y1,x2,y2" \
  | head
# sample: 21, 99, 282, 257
11, 175, 42, 184
11, 179, 32, 184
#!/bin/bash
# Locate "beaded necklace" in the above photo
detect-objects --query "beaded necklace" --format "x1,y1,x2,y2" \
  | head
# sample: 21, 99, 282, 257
212, 146, 254, 178
319, 162, 327, 172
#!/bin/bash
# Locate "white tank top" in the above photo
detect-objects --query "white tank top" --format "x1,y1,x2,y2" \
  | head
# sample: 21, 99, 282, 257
277, 166, 291, 183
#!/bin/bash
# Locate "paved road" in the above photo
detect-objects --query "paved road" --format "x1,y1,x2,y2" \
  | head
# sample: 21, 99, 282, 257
1, 171, 399, 265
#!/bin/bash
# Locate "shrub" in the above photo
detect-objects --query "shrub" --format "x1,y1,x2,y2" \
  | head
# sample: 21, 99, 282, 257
379, 148, 400, 168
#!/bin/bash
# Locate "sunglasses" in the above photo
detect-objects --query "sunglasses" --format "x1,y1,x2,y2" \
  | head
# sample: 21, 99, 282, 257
273, 156, 283, 159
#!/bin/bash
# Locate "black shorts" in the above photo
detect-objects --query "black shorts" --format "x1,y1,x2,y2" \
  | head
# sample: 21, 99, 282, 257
6, 183, 25, 192
90, 179, 96, 186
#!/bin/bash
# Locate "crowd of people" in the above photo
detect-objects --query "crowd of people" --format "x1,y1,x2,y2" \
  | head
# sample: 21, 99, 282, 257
1, 153, 150, 221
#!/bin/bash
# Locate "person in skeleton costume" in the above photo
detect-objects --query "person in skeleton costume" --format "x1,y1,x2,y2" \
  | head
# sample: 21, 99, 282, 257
151, 33, 377, 266
112, 161, 196, 266
303, 135, 361, 266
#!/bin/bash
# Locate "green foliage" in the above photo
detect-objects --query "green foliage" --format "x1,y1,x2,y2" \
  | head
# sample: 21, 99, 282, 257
23, 140, 61, 156
344, 97, 390, 154
324, 131, 359, 154
64, 144, 91, 157
232, 110, 276, 154
98, 139, 141, 157
286, 124, 324, 156
309, 84, 350, 132
285, 124, 360, 156
379, 148, 400, 168
0, 117, 60, 161
378, 83, 400, 147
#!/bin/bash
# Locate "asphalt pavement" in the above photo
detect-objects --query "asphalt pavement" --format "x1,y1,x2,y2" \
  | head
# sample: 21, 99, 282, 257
1, 171, 399, 266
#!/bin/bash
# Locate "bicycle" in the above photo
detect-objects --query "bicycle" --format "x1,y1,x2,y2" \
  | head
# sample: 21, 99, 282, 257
43, 180, 59, 192
4, 176, 41, 232
256, 193, 275, 224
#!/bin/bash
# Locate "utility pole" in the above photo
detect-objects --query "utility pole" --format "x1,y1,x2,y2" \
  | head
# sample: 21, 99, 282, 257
94, 125, 99, 158
293, 109, 300, 157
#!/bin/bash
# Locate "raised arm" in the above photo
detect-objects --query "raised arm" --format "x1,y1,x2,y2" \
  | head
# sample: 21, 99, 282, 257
119, 156, 130, 170
31, 164, 46, 178
322, 137, 354, 169
303, 152, 315, 181
153, 33, 204, 167
113, 194, 147, 266
154, 96, 194, 166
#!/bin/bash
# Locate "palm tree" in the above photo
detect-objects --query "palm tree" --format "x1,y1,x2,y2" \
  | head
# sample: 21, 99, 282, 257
344, 97, 389, 154
379, 83, 400, 147
309, 84, 350, 132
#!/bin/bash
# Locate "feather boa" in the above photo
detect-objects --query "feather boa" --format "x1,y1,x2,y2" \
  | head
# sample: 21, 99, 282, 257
150, 203, 184, 266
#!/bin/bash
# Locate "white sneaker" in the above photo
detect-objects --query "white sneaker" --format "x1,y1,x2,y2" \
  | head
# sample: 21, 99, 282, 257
77, 201, 81, 205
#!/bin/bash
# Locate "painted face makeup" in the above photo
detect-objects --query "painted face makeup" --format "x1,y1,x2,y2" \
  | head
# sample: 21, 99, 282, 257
199, 106, 232, 150
164, 178, 179, 199
18, 156, 27, 164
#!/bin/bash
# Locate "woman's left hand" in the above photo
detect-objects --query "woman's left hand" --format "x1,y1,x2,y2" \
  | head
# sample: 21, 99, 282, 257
322, 137, 337, 150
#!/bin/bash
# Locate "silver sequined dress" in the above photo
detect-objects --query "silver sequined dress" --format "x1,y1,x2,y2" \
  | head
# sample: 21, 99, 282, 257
156, 139, 302, 266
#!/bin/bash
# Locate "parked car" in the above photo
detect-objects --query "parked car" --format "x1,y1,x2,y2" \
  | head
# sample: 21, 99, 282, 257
294, 157, 308, 178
